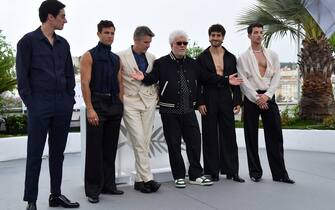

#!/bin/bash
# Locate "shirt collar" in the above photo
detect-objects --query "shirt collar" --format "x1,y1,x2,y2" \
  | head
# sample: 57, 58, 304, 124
35, 26, 61, 42
169, 51, 186, 61
131, 45, 145, 56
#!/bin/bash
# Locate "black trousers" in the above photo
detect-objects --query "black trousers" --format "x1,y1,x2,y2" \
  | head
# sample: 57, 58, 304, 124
160, 111, 203, 181
202, 89, 239, 177
243, 96, 288, 180
84, 94, 123, 197
24, 92, 74, 202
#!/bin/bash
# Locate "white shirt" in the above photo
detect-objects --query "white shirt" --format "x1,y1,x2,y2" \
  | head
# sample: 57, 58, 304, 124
236, 46, 281, 103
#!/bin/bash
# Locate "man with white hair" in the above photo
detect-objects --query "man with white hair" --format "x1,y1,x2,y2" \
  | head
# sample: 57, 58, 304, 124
131, 30, 242, 188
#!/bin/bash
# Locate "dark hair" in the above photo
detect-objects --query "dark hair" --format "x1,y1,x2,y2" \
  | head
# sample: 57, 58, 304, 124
133, 26, 155, 39
247, 23, 263, 34
39, 0, 65, 23
208, 24, 226, 37
97, 20, 115, 33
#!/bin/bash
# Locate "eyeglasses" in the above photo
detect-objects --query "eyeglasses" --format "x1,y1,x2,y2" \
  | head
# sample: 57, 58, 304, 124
176, 41, 188, 46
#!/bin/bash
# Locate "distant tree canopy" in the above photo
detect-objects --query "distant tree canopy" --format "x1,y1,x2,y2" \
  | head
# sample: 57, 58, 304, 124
186, 41, 203, 59
0, 30, 16, 95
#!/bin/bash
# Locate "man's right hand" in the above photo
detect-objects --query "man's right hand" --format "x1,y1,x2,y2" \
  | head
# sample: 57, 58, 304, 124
87, 108, 99, 126
198, 105, 207, 116
131, 68, 144, 81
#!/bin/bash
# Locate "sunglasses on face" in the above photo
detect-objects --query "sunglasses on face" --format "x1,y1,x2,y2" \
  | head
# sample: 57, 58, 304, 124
176, 41, 188, 46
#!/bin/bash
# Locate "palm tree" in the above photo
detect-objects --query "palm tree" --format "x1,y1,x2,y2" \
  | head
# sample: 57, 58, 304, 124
236, 0, 335, 121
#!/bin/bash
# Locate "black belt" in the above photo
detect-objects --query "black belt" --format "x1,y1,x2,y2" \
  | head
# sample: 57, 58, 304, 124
256, 90, 267, 94
92, 92, 114, 96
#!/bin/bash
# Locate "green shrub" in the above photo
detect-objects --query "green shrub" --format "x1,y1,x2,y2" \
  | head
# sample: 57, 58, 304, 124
5, 114, 27, 134
281, 108, 291, 126
323, 115, 335, 129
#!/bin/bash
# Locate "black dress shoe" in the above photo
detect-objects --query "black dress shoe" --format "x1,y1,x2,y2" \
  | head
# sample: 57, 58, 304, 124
87, 196, 99, 204
134, 181, 151, 193
101, 188, 124, 195
49, 194, 80, 208
26, 202, 37, 210
144, 180, 161, 192
211, 175, 219, 182
250, 176, 261, 182
273, 177, 295, 184
227, 174, 245, 183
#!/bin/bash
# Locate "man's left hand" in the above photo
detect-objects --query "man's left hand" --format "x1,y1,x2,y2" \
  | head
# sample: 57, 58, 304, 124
256, 94, 270, 109
228, 73, 243, 86
233, 105, 241, 114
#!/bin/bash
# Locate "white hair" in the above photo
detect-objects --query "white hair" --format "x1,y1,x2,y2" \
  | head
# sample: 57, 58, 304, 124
168, 30, 188, 45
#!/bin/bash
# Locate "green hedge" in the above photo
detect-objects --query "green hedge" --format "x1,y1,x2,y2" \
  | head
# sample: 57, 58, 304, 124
5, 114, 27, 134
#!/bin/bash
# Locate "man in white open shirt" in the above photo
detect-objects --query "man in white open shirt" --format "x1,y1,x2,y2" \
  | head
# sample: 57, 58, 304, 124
237, 23, 294, 184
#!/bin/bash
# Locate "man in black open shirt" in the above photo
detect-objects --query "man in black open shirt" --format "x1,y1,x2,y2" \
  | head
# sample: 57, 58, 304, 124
15, 0, 79, 209
197, 24, 244, 183
131, 30, 242, 188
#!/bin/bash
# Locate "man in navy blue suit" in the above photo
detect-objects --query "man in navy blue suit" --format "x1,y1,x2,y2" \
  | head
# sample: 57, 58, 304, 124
16, 0, 80, 209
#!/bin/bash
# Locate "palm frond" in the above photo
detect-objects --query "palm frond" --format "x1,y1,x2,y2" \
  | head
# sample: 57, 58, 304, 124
236, 0, 325, 46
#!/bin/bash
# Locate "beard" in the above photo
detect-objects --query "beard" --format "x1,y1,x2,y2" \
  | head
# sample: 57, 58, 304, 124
210, 40, 223, 47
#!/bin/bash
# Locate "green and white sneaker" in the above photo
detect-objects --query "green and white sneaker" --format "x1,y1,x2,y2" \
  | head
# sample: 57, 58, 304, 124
189, 176, 213, 186
175, 179, 186, 188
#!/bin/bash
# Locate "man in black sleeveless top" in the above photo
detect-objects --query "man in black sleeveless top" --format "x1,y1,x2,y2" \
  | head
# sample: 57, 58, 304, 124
80, 20, 124, 204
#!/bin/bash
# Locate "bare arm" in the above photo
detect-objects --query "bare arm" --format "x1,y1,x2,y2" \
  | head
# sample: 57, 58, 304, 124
80, 51, 99, 126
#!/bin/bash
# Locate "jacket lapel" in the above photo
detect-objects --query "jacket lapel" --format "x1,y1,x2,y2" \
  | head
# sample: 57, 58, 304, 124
205, 47, 219, 73
124, 47, 139, 71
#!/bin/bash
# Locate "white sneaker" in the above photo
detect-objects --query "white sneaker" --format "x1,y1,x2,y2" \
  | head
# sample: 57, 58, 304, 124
189, 176, 213, 186
175, 178, 186, 188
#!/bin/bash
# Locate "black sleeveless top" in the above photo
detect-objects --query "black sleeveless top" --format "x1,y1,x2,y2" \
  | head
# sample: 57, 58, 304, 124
89, 42, 120, 96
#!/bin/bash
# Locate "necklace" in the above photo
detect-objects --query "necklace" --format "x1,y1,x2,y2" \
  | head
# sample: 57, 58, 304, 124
253, 49, 262, 53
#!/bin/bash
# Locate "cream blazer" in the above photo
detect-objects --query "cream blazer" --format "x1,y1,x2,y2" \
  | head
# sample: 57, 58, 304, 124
117, 47, 158, 108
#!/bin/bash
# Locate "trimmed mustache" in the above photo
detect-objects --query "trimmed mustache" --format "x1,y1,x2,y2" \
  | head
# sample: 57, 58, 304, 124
211, 40, 223, 45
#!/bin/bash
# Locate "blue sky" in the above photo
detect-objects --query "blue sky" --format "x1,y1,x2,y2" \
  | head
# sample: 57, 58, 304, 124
1, 0, 298, 61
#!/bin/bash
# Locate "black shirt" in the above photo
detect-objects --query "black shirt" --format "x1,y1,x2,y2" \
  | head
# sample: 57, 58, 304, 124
16, 27, 75, 106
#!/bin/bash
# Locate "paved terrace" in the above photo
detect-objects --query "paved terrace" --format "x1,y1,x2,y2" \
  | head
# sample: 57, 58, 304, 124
0, 149, 334, 210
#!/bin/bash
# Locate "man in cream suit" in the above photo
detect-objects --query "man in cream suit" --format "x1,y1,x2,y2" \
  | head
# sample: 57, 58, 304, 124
118, 26, 161, 193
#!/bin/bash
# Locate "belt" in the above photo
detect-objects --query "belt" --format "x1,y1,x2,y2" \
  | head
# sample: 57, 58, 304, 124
256, 90, 267, 94
92, 92, 113, 96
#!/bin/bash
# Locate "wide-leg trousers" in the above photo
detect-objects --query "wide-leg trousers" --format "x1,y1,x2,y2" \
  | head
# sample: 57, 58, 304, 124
122, 97, 156, 182
201, 89, 239, 177
243, 96, 288, 180
84, 94, 123, 197
160, 111, 203, 181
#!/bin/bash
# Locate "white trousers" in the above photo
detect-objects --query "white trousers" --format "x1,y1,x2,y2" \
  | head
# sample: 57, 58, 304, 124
123, 99, 156, 182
